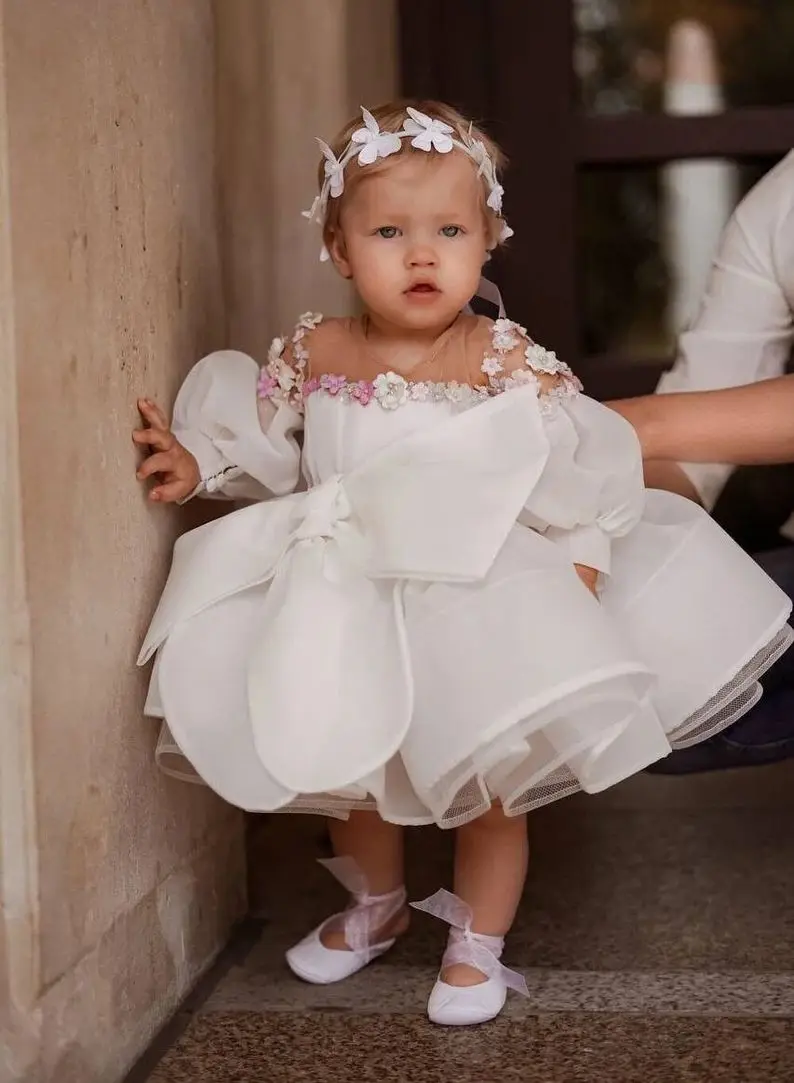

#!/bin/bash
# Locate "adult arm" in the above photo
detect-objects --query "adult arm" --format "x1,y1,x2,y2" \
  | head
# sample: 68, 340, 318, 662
610, 376, 794, 467
611, 153, 794, 506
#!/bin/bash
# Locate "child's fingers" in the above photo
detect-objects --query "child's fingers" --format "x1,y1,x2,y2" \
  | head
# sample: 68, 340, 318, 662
137, 450, 177, 481
150, 478, 193, 503
137, 399, 170, 430
132, 427, 175, 452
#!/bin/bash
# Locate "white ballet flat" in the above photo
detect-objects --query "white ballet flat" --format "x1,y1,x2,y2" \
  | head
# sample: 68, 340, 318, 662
427, 965, 507, 1027
286, 857, 407, 986
412, 889, 529, 1026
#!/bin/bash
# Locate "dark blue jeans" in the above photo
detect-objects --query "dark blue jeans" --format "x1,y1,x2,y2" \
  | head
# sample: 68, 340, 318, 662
648, 546, 794, 774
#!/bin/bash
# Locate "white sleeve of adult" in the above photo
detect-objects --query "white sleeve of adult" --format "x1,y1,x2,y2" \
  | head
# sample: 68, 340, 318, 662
656, 152, 794, 510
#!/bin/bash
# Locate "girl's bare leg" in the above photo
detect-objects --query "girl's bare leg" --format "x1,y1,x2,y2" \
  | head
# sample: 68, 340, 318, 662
446, 806, 529, 985
323, 810, 409, 949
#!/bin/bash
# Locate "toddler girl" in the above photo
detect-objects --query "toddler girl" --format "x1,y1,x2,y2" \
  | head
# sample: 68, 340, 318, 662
134, 101, 791, 1025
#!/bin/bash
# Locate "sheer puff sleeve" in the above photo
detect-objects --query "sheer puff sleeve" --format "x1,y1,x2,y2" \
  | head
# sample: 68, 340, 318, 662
487, 319, 645, 576
172, 339, 304, 503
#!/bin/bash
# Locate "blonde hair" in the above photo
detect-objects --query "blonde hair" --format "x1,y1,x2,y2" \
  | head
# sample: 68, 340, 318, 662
319, 99, 508, 250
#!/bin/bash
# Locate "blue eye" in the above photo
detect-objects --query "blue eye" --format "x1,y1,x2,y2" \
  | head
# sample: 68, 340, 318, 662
441, 225, 463, 238
376, 226, 399, 239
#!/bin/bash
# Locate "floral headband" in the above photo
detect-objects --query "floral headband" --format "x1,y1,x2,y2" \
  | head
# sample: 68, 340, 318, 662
303, 106, 514, 262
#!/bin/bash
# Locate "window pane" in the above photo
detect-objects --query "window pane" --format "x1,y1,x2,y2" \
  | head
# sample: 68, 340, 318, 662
579, 157, 778, 358
575, 1, 794, 114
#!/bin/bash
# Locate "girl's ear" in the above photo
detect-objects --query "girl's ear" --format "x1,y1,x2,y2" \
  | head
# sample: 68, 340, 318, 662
326, 228, 353, 280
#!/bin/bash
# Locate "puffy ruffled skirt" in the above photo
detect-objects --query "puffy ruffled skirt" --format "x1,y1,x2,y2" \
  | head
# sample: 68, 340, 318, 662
143, 489, 791, 827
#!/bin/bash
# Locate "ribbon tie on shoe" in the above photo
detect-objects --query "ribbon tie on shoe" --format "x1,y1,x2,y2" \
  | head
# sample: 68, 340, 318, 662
411, 888, 529, 996
319, 856, 406, 959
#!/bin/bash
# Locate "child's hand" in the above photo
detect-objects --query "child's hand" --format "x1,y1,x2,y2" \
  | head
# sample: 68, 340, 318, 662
133, 398, 200, 503
574, 563, 599, 598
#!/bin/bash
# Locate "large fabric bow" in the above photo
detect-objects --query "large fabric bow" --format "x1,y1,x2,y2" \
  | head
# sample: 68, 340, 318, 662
139, 387, 550, 801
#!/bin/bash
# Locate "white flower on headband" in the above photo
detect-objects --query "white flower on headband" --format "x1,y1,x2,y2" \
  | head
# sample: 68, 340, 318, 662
487, 183, 505, 213
466, 137, 490, 172
404, 107, 454, 154
302, 195, 322, 223
351, 107, 402, 166
305, 105, 515, 259
317, 140, 346, 198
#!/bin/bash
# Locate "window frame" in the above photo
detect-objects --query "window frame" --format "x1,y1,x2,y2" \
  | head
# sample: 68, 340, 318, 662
399, 0, 794, 396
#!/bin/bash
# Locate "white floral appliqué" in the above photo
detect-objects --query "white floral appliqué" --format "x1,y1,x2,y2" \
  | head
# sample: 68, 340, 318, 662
267, 336, 286, 365
480, 317, 582, 415
444, 381, 470, 404
277, 366, 297, 392
492, 318, 521, 352
257, 316, 581, 416
257, 312, 324, 413
296, 374, 490, 410
481, 356, 503, 377
525, 342, 564, 375
373, 371, 409, 410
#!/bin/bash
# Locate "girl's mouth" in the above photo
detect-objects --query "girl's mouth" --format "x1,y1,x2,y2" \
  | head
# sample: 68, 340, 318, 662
406, 283, 440, 297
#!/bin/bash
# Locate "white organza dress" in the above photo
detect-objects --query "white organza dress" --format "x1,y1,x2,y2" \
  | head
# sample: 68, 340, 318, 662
139, 313, 793, 827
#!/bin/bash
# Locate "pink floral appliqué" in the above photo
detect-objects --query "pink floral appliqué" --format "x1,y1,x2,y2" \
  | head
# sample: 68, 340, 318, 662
320, 373, 348, 397
349, 380, 375, 405
256, 371, 279, 400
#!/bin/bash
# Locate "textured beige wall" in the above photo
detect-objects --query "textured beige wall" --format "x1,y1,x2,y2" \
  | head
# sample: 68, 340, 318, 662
215, 0, 398, 358
0, 1, 37, 1076
1, 2, 245, 1080
1, 1, 397, 1079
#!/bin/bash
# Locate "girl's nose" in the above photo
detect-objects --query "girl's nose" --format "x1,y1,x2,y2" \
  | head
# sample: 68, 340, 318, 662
407, 245, 438, 268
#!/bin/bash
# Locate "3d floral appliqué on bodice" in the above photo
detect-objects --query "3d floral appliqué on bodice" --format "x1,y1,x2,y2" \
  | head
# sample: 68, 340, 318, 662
256, 312, 582, 418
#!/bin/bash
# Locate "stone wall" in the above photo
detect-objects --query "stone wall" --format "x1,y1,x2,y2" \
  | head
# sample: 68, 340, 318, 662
215, 0, 397, 358
0, 1, 397, 1079
0, 3, 244, 1080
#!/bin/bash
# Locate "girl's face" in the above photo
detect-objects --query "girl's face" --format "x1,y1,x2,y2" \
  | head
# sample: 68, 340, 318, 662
329, 151, 489, 335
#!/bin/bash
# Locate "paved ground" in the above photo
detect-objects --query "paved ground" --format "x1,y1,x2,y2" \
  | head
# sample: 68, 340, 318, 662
142, 762, 794, 1082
